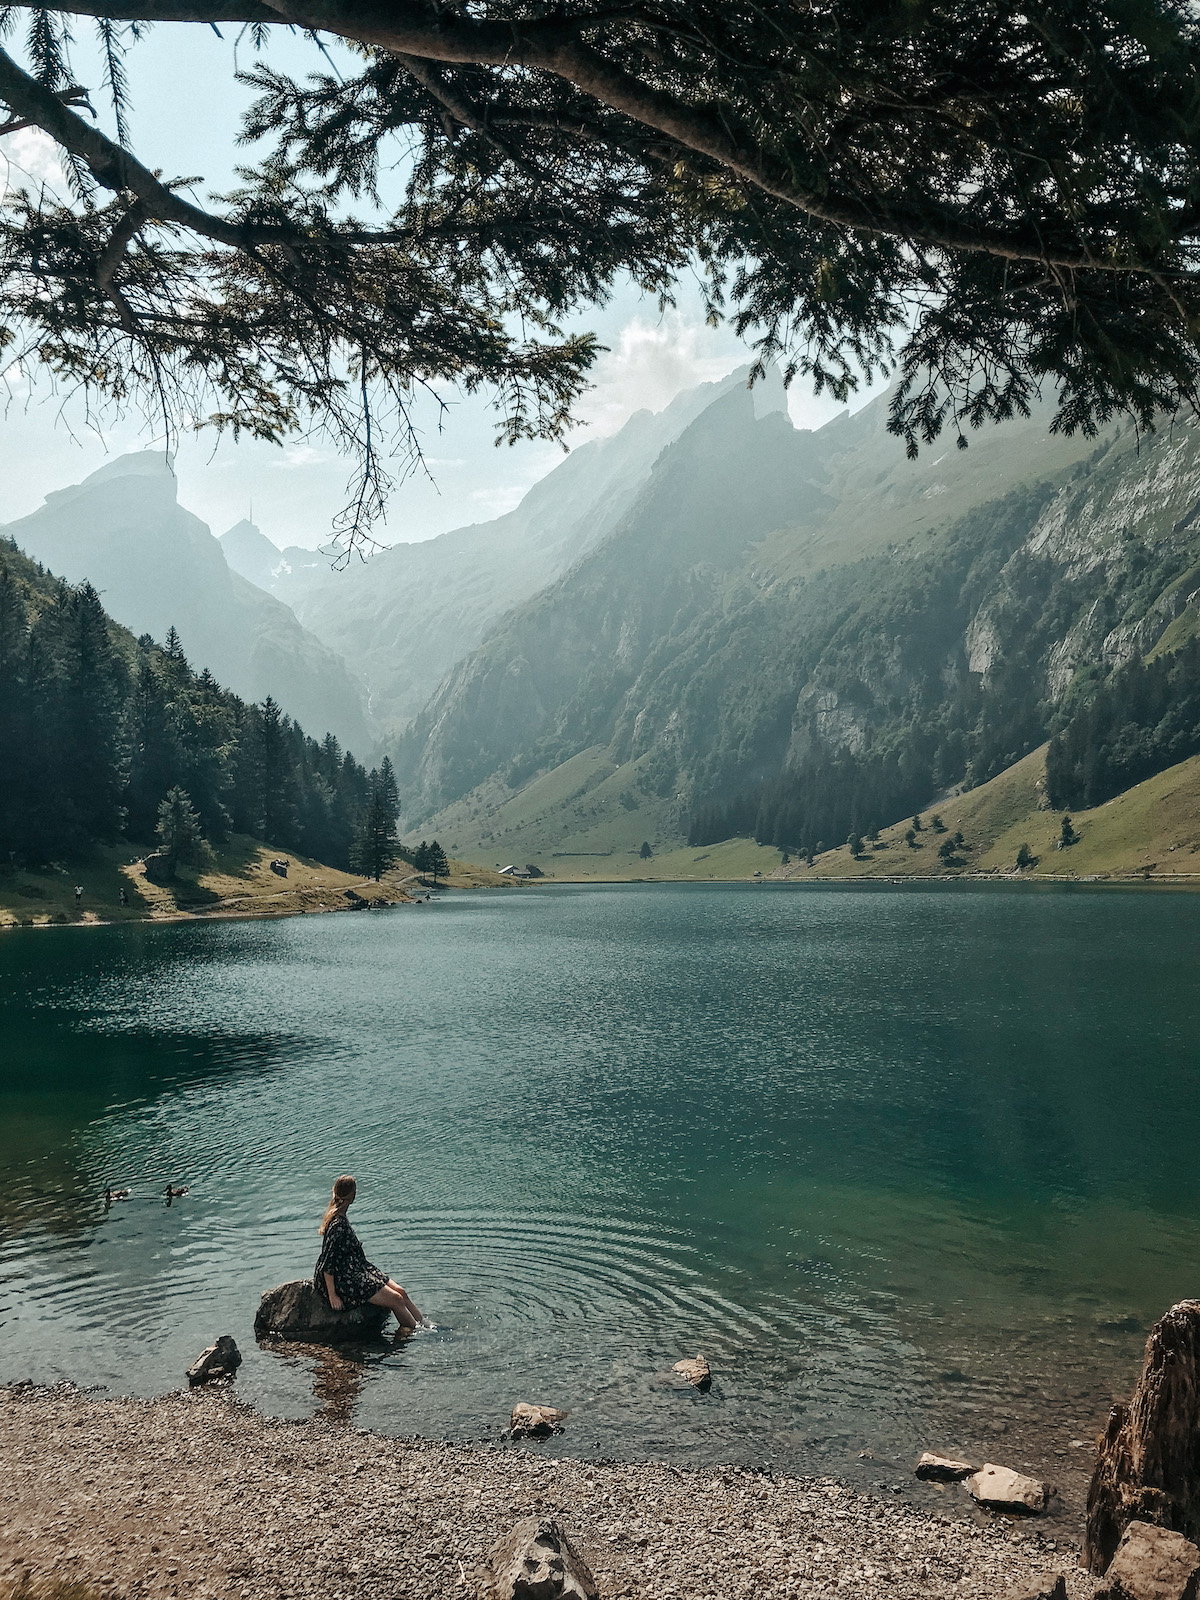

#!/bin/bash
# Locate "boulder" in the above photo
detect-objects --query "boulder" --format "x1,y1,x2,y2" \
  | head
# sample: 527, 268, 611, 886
1086, 1301, 1200, 1574
482, 1518, 596, 1600
1006, 1578, 1067, 1600
142, 851, 174, 884
253, 1280, 389, 1343
915, 1452, 976, 1482
672, 1355, 712, 1390
1095, 1520, 1200, 1600
966, 1463, 1051, 1514
186, 1335, 242, 1386
509, 1403, 567, 1439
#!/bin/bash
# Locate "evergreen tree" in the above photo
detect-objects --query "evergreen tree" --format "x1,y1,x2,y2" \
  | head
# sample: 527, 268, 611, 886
62, 583, 128, 843
0, 562, 30, 859
0, 549, 380, 872
427, 841, 450, 885
155, 786, 206, 876
258, 697, 299, 845
376, 756, 400, 830
351, 782, 399, 881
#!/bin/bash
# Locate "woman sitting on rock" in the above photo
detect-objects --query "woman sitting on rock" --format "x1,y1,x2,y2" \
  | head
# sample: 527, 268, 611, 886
314, 1175, 423, 1330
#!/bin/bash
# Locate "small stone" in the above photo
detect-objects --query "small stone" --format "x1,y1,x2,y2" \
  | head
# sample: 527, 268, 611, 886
672, 1355, 712, 1390
509, 1403, 568, 1439
966, 1463, 1051, 1514
1005, 1576, 1067, 1600
1095, 1520, 1200, 1600
186, 1335, 242, 1387
482, 1517, 597, 1600
914, 1452, 976, 1482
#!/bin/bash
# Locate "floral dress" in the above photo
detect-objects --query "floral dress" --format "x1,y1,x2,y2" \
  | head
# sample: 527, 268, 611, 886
313, 1213, 388, 1309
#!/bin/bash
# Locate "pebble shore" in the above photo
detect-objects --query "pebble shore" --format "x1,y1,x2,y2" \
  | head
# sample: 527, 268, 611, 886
0, 1383, 1098, 1600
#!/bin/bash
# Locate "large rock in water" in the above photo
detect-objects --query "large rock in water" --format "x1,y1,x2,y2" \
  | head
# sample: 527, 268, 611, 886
966, 1463, 1051, 1514
254, 1280, 389, 1343
1086, 1301, 1200, 1574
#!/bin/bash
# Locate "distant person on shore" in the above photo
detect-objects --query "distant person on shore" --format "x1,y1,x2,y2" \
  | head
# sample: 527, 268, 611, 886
313, 1175, 423, 1330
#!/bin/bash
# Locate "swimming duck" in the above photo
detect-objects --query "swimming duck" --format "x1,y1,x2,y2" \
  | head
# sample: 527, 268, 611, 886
163, 1184, 189, 1199
104, 1187, 132, 1204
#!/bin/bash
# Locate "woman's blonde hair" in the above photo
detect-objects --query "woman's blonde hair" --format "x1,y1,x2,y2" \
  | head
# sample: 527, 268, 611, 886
319, 1174, 356, 1235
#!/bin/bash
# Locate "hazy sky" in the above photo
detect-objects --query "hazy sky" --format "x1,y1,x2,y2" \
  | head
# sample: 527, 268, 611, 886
0, 27, 876, 548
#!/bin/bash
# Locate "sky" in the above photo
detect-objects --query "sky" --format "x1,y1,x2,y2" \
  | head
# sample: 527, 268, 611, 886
0, 26, 879, 549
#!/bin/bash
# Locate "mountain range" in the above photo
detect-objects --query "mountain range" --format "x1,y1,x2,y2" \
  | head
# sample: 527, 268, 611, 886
284, 366, 776, 730
384, 374, 1128, 865
3, 454, 372, 753
16, 362, 1200, 880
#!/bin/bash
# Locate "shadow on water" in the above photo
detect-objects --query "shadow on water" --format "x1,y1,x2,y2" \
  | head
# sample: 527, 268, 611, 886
0, 920, 315, 1240
259, 1330, 415, 1427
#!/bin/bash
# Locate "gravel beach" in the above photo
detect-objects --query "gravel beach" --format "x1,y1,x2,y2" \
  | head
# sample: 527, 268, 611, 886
0, 1383, 1097, 1599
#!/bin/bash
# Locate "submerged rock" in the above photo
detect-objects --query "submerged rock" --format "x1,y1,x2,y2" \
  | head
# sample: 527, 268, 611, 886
672, 1355, 712, 1391
482, 1517, 597, 1600
1086, 1300, 1200, 1575
253, 1280, 389, 1344
966, 1464, 1051, 1514
509, 1403, 567, 1439
1094, 1520, 1200, 1600
186, 1335, 242, 1386
915, 1452, 976, 1482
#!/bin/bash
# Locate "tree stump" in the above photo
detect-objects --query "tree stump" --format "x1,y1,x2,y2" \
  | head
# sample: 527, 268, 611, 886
1085, 1300, 1200, 1574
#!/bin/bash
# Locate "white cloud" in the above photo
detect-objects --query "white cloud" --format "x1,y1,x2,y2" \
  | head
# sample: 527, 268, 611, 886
0, 127, 67, 196
282, 442, 337, 467
469, 482, 530, 517
571, 311, 740, 440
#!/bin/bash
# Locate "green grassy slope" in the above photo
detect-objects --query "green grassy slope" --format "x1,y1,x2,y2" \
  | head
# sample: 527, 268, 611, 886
421, 745, 683, 873
440, 741, 1200, 884
0, 841, 510, 928
781, 744, 1200, 882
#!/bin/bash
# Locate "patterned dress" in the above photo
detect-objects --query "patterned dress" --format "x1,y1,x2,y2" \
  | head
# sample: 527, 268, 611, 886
313, 1213, 388, 1309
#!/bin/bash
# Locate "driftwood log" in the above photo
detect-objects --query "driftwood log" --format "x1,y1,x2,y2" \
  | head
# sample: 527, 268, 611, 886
1085, 1300, 1200, 1574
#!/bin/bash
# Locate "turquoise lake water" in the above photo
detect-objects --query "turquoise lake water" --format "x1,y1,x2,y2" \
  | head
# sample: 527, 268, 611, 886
2, 882, 1199, 1519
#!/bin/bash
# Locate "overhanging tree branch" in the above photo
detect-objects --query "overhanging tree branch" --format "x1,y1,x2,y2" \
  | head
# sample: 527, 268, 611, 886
8, 0, 1198, 274
4, 0, 1200, 537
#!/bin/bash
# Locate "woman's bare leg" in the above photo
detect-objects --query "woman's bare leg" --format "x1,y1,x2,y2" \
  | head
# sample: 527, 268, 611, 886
385, 1279, 423, 1324
369, 1284, 419, 1329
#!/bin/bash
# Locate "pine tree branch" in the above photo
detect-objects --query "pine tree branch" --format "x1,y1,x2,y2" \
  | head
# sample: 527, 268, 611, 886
4, 0, 1197, 276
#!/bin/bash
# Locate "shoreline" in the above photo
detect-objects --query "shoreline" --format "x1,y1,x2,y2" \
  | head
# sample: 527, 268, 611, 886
0, 1383, 1093, 1600
0, 847, 514, 934
5, 870, 1196, 934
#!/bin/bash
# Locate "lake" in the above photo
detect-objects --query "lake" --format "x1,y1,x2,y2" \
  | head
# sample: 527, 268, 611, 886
2, 882, 1198, 1520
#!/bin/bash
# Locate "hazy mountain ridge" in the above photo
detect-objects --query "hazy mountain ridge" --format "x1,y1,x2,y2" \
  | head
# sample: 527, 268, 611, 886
3, 454, 373, 753
285, 366, 774, 731
389, 383, 1200, 863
